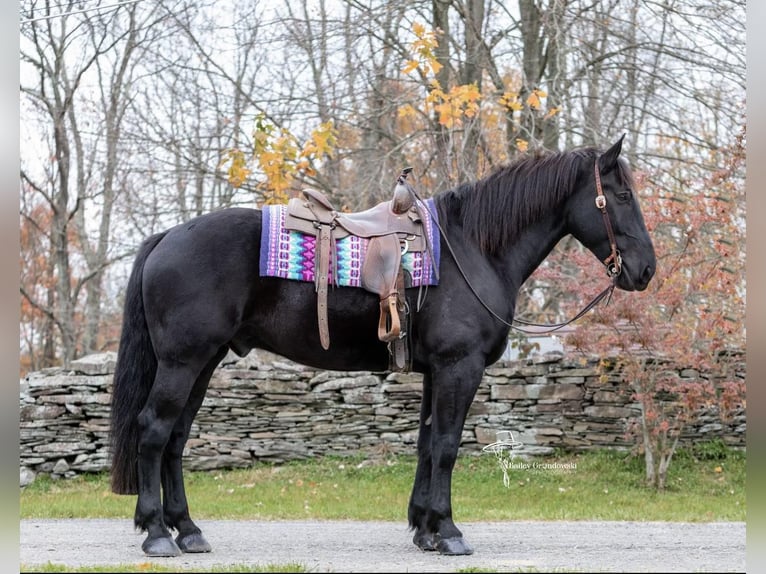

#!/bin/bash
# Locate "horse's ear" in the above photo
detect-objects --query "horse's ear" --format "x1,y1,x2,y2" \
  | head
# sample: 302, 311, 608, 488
598, 134, 626, 173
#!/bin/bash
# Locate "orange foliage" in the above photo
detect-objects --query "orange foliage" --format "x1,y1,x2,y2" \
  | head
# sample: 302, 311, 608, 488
541, 129, 746, 488
223, 23, 561, 200
221, 114, 337, 204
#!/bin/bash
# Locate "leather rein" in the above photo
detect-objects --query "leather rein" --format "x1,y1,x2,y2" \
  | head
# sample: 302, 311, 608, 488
413, 160, 623, 335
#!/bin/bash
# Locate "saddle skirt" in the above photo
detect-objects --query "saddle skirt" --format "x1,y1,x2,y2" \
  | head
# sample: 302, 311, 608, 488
259, 199, 440, 289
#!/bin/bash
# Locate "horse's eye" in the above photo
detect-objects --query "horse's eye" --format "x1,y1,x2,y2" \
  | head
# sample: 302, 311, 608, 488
617, 191, 632, 202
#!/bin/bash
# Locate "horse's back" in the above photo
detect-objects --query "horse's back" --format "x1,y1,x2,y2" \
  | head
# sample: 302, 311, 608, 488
139, 207, 390, 370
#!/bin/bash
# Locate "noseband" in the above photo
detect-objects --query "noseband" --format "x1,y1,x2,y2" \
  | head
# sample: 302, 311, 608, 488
593, 162, 622, 278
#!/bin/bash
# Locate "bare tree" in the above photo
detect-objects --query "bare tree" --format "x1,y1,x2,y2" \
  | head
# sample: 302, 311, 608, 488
20, 1, 164, 365
18, 0, 745, 369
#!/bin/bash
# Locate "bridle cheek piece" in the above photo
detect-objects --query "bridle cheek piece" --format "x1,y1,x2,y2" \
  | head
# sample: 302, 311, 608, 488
593, 161, 622, 278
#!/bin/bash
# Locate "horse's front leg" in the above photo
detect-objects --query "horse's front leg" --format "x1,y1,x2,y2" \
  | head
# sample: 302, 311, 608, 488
408, 373, 437, 551
423, 358, 484, 555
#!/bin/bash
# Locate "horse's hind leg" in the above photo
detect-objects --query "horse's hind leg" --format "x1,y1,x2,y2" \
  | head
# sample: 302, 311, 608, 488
135, 358, 210, 557
161, 346, 228, 553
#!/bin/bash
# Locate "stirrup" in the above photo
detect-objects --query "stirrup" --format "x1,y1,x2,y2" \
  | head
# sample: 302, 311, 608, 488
377, 294, 401, 342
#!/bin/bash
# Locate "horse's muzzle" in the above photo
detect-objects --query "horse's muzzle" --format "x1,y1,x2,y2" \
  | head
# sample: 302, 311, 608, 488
616, 262, 655, 292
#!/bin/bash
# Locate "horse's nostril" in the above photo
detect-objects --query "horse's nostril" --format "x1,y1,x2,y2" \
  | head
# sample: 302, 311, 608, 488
642, 265, 655, 283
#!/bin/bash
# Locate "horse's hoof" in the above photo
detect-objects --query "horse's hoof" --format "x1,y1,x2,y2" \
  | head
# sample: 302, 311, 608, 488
142, 536, 182, 557
176, 531, 212, 553
413, 531, 438, 551
437, 536, 474, 556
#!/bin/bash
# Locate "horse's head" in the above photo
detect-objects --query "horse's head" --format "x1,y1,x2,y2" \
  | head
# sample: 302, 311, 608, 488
566, 136, 656, 291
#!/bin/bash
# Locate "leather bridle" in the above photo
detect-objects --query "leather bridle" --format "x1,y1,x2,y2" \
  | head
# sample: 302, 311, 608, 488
594, 161, 622, 278
510, 160, 624, 333
413, 158, 623, 334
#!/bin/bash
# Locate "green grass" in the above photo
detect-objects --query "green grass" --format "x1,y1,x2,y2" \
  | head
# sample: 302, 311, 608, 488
20, 444, 745, 522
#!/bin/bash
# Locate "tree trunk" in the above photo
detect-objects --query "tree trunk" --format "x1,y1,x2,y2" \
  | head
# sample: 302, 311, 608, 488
431, 0, 452, 187
460, 0, 485, 178
640, 400, 656, 487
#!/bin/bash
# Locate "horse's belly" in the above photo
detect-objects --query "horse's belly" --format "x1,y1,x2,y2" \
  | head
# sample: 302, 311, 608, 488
233, 279, 392, 371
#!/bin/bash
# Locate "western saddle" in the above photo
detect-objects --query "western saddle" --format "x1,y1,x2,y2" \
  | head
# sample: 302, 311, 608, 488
283, 168, 435, 370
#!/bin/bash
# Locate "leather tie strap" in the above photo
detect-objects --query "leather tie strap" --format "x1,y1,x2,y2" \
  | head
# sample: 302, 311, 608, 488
316, 224, 332, 350
388, 269, 409, 370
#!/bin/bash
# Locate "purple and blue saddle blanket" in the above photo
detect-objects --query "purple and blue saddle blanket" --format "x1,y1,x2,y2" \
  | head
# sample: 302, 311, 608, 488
259, 199, 440, 289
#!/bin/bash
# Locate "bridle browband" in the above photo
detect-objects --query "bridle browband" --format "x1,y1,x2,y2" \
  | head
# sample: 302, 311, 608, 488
412, 158, 622, 335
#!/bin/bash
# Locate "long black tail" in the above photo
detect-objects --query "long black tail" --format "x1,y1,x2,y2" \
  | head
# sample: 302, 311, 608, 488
109, 232, 166, 495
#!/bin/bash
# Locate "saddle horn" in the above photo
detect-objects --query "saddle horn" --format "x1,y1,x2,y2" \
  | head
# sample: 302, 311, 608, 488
392, 167, 416, 215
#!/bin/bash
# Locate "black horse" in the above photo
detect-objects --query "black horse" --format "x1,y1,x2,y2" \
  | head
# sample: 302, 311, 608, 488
110, 136, 656, 557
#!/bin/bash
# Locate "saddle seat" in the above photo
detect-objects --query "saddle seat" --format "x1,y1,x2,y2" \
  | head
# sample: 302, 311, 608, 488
288, 188, 424, 242
284, 181, 433, 370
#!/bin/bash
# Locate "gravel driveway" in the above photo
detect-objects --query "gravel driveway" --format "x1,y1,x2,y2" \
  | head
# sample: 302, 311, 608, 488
20, 518, 746, 572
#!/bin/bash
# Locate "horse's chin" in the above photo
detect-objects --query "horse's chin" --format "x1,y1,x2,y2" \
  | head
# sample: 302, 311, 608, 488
614, 270, 651, 292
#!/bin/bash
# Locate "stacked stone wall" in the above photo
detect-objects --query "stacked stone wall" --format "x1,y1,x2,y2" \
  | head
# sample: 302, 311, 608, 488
19, 350, 745, 483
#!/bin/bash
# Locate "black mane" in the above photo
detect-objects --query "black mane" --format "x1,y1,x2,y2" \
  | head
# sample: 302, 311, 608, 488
438, 148, 632, 255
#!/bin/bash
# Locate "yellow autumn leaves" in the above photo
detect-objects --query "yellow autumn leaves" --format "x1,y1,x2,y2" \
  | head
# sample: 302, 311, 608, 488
223, 22, 560, 197
398, 82, 482, 130
401, 23, 559, 151
401, 23, 480, 130
403, 22, 442, 77
222, 114, 337, 203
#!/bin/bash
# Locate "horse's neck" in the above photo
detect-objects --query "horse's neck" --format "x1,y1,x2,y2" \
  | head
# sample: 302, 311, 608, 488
496, 213, 567, 291
436, 187, 567, 290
